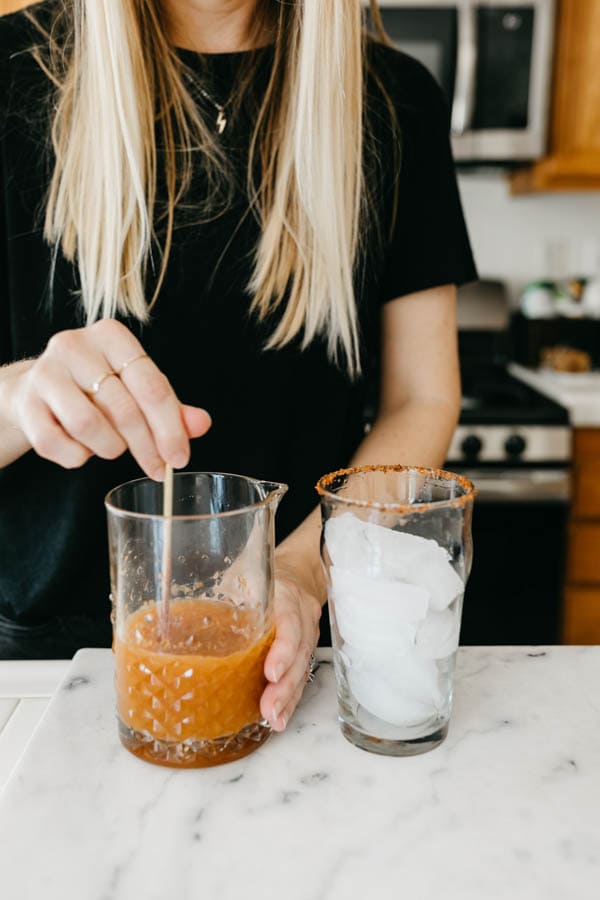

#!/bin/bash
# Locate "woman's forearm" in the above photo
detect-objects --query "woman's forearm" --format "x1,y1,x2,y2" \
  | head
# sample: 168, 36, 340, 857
0, 360, 35, 467
351, 397, 459, 470
276, 397, 460, 605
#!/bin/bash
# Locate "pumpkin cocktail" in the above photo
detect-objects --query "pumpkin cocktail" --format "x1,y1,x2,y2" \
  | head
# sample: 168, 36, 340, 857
106, 472, 287, 769
116, 598, 274, 767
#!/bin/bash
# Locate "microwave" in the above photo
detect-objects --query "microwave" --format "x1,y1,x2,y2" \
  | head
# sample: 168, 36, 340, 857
373, 1, 557, 162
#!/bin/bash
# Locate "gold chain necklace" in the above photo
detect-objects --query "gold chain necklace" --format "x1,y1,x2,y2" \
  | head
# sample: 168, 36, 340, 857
198, 86, 230, 135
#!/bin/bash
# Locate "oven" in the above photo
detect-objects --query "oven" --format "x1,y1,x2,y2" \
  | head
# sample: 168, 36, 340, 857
372, 0, 557, 162
448, 429, 571, 645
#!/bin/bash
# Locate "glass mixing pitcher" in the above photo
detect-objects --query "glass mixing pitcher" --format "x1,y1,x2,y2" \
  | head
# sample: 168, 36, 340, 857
105, 472, 287, 768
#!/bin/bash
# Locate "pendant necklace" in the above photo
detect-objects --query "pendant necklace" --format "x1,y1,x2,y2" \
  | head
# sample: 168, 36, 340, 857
198, 87, 230, 135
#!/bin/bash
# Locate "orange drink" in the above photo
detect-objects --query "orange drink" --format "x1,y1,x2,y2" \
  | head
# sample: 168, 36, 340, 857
115, 599, 274, 767
106, 472, 287, 768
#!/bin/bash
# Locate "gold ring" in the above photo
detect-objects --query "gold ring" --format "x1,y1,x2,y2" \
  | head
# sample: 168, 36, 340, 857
119, 353, 149, 374
87, 371, 115, 397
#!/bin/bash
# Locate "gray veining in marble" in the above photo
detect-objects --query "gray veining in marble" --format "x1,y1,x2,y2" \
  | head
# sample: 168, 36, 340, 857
0, 647, 599, 900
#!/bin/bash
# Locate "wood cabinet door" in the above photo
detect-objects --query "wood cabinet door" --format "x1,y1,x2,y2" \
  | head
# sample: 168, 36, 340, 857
512, 0, 600, 192
563, 586, 600, 643
567, 522, 600, 584
549, 0, 600, 164
572, 430, 600, 519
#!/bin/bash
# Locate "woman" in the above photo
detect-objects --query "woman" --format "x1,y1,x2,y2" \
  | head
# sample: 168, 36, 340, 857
0, 0, 476, 731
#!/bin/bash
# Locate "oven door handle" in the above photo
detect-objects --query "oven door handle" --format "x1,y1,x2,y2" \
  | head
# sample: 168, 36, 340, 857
451, 1, 478, 136
461, 469, 571, 503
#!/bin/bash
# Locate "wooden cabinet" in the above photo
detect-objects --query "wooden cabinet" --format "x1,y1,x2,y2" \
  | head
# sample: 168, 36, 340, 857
563, 429, 600, 642
512, 0, 600, 193
563, 587, 600, 644
567, 523, 600, 584
571, 429, 600, 518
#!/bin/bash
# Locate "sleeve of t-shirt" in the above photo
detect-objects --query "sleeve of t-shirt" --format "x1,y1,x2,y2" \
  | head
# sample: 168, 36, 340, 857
378, 51, 478, 304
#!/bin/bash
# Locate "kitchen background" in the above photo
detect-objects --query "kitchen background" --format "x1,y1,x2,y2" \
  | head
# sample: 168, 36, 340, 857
459, 174, 600, 304
2, 0, 600, 647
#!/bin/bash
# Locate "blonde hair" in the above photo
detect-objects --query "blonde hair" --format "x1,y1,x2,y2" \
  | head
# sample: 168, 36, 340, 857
28, 0, 390, 375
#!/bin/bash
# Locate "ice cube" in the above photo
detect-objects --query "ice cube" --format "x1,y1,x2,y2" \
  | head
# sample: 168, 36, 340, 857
330, 567, 427, 657
324, 513, 372, 572
330, 567, 429, 624
325, 514, 432, 578
347, 664, 436, 727
415, 608, 460, 659
406, 553, 464, 612
334, 617, 413, 655
332, 594, 417, 653
325, 512, 463, 612
362, 521, 442, 582
334, 610, 416, 656
345, 643, 441, 707
372, 526, 464, 611
326, 514, 463, 603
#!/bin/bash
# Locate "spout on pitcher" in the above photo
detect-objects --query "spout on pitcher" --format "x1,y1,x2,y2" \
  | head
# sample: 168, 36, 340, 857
255, 479, 288, 509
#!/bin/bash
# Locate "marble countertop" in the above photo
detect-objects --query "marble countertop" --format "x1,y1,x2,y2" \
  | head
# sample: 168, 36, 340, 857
0, 660, 69, 791
0, 646, 599, 900
509, 362, 600, 427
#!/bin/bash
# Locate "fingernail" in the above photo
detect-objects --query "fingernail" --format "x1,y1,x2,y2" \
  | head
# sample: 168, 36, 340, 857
281, 712, 288, 731
153, 465, 165, 482
272, 663, 284, 683
171, 452, 188, 469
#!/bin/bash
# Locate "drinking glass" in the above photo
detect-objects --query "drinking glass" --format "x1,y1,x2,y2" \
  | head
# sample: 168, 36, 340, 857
316, 465, 475, 756
106, 472, 287, 768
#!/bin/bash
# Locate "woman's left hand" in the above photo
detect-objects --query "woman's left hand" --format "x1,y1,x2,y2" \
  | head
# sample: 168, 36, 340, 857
260, 567, 322, 732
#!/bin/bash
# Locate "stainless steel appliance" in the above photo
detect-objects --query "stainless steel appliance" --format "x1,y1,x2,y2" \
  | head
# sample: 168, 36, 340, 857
374, 0, 556, 162
448, 282, 571, 644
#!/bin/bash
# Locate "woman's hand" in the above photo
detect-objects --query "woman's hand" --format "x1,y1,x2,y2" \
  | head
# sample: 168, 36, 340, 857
260, 565, 322, 732
2, 319, 211, 478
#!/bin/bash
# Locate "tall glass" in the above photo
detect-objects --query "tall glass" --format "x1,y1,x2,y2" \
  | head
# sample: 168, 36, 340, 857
316, 465, 475, 756
106, 473, 287, 768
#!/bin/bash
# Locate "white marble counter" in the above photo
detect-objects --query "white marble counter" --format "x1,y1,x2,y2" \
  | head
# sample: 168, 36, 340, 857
0, 660, 69, 790
510, 362, 600, 427
0, 646, 599, 900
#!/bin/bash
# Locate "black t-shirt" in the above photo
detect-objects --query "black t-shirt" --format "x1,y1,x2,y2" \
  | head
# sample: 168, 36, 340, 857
0, 5, 477, 657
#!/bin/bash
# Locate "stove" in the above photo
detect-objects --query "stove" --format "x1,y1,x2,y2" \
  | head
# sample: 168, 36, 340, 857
447, 362, 571, 647
461, 366, 568, 425
447, 365, 570, 467
445, 285, 573, 644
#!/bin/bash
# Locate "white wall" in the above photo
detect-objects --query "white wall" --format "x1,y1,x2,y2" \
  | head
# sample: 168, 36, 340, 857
457, 171, 600, 304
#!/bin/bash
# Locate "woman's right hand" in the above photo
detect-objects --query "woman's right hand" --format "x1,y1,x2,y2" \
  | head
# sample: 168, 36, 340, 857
1, 319, 211, 479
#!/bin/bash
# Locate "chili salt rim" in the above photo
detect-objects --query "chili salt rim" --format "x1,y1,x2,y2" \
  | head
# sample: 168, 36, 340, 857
315, 464, 477, 514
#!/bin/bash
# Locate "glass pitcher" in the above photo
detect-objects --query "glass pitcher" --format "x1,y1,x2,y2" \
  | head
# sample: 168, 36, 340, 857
316, 465, 475, 756
105, 472, 287, 768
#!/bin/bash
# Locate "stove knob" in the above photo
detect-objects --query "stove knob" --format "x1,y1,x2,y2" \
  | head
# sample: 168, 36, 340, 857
461, 434, 483, 459
505, 434, 526, 458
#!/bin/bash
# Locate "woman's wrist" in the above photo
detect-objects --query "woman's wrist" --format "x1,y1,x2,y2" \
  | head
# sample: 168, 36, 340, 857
0, 361, 34, 466
274, 546, 326, 608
